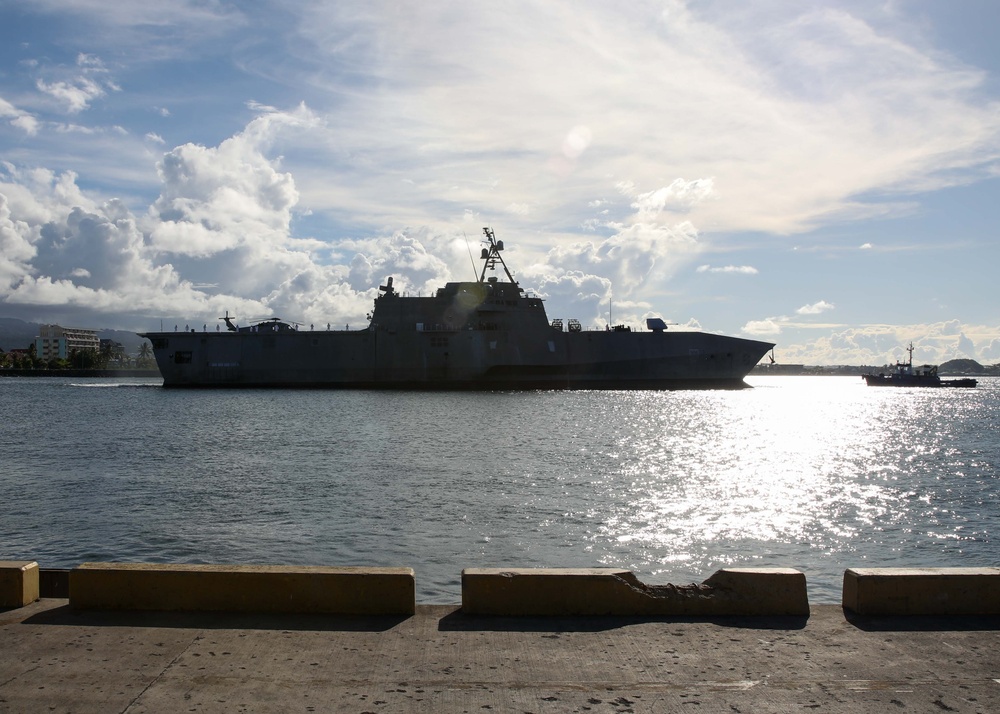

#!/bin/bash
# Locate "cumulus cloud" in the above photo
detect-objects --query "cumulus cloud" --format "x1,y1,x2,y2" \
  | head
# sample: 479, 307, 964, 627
0, 193, 38, 290
0, 104, 469, 331
0, 161, 255, 323
743, 299, 837, 337
742, 318, 785, 337
629, 179, 716, 219
538, 221, 699, 287
766, 322, 1000, 365
982, 339, 1000, 363
0, 113, 306, 327
143, 104, 325, 294
796, 300, 835, 315
956, 332, 976, 358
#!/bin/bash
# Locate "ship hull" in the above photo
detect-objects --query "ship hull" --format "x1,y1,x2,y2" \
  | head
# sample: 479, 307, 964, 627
141, 328, 773, 390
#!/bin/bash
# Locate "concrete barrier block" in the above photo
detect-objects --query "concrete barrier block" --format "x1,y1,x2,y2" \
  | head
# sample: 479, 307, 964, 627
843, 567, 1000, 615
70, 563, 415, 615
462, 567, 808, 616
0, 561, 39, 608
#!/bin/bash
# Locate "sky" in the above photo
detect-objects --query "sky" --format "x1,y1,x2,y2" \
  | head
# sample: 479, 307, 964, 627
1, 0, 999, 366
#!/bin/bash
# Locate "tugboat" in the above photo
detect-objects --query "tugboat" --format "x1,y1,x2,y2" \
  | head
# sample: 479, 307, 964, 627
140, 227, 774, 389
862, 343, 977, 388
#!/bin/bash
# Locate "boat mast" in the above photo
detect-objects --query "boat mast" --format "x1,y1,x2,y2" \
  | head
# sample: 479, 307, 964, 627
478, 227, 520, 289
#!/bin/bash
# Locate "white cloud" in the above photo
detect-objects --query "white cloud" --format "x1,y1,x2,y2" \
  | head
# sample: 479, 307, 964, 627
0, 96, 39, 135
982, 339, 1000, 363
767, 322, 1000, 365
9, 115, 40, 135
742, 317, 785, 337
0, 105, 460, 331
0, 193, 38, 290
273, 2, 1000, 239
146, 104, 320, 279
696, 264, 758, 275
956, 332, 976, 358
796, 300, 835, 315
940, 319, 962, 336
629, 179, 716, 220
33, 54, 118, 114
35, 78, 102, 113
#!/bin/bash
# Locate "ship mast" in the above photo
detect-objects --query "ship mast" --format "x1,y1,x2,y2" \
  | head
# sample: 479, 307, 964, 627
478, 227, 521, 290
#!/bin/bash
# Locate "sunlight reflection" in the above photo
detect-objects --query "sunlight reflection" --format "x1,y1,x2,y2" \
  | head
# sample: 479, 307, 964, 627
582, 376, 989, 586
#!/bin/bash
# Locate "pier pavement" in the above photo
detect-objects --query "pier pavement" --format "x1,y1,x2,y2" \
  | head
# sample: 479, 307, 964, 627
2, 599, 999, 713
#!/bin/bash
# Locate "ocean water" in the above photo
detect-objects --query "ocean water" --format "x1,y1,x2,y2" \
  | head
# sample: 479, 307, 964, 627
1, 375, 997, 603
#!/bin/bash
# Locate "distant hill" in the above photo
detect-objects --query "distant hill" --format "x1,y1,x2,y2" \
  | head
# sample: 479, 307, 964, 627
0, 318, 149, 355
0, 318, 41, 352
939, 358, 985, 375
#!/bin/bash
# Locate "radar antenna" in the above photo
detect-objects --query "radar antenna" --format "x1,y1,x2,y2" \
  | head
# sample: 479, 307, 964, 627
478, 227, 521, 290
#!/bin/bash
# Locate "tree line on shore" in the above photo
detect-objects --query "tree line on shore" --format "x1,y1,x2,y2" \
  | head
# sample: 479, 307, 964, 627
0, 341, 154, 371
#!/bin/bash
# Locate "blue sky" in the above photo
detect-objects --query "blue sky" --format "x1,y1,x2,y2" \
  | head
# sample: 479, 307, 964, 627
1, 0, 999, 365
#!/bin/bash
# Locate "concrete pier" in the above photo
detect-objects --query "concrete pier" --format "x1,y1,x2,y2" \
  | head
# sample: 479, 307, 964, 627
2, 599, 999, 713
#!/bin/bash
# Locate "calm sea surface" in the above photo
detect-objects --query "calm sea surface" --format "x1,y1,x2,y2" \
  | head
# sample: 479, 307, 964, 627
1, 375, 997, 603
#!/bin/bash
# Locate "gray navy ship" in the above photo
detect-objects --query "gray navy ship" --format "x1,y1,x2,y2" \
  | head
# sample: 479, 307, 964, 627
141, 228, 774, 389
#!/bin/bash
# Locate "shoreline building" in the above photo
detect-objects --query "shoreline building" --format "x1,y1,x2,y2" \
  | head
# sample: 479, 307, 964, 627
35, 325, 100, 362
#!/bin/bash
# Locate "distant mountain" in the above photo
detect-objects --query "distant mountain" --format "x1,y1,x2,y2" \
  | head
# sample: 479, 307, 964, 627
97, 328, 150, 356
0, 318, 149, 355
0, 318, 40, 352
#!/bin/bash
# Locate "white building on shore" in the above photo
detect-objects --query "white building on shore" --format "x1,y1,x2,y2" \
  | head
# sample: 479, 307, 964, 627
35, 325, 100, 361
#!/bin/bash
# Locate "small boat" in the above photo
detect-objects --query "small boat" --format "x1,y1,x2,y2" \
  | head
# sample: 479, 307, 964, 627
862, 343, 977, 388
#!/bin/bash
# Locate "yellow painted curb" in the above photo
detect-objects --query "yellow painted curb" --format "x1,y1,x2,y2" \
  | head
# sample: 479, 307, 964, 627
0, 561, 39, 608
462, 567, 808, 616
843, 567, 1000, 615
70, 563, 415, 615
